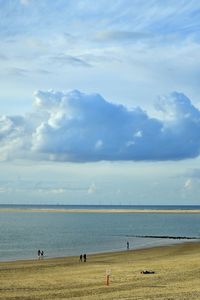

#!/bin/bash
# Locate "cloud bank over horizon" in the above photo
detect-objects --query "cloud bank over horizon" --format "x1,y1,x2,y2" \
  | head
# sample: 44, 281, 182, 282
1, 89, 200, 162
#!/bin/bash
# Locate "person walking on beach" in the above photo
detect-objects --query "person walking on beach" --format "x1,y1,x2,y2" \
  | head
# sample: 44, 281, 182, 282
79, 254, 83, 262
37, 249, 41, 259
41, 250, 44, 259
83, 254, 87, 262
127, 241, 130, 250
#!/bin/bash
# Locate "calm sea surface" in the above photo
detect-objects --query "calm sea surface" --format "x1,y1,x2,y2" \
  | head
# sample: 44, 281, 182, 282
0, 205, 200, 261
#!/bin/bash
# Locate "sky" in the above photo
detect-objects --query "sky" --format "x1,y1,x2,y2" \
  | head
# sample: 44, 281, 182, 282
0, 0, 200, 205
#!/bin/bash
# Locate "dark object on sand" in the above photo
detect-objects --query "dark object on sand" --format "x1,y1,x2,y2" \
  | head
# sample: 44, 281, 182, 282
141, 270, 155, 274
79, 254, 83, 262
83, 253, 87, 262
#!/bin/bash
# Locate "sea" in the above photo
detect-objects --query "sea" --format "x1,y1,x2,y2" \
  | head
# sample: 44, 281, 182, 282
0, 204, 200, 261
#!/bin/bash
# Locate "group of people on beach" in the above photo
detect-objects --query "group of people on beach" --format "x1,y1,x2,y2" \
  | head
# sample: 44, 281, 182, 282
37, 249, 44, 259
36, 242, 129, 262
79, 253, 87, 262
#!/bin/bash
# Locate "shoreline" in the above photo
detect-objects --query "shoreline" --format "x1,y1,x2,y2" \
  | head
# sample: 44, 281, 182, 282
1, 239, 199, 264
1, 208, 200, 213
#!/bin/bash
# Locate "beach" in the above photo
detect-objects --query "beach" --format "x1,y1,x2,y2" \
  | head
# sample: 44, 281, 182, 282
0, 242, 200, 299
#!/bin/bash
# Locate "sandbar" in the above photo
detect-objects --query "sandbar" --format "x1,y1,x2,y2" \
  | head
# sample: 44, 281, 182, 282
1, 208, 200, 213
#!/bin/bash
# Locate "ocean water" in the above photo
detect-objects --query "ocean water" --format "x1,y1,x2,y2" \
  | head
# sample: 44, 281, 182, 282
0, 205, 200, 261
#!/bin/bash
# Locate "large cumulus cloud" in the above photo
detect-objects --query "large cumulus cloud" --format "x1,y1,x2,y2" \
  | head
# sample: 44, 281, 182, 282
1, 90, 200, 162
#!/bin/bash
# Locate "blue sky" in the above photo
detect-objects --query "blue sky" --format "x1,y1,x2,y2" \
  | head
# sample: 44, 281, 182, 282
0, 0, 200, 205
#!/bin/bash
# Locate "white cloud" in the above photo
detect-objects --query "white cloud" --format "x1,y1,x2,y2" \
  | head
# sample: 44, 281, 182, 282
47, 188, 65, 195
0, 187, 11, 193
134, 130, 143, 138
95, 139, 103, 150
182, 176, 200, 201
1, 89, 200, 162
20, 0, 30, 5
184, 179, 192, 190
87, 183, 96, 194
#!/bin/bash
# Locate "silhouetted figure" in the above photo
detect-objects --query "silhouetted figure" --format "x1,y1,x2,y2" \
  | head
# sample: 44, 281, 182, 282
37, 249, 41, 259
127, 241, 129, 250
79, 254, 83, 262
41, 250, 44, 259
83, 253, 87, 262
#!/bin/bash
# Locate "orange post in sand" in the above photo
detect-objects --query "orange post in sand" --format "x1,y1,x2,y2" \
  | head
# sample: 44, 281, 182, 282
106, 274, 110, 286
106, 269, 111, 286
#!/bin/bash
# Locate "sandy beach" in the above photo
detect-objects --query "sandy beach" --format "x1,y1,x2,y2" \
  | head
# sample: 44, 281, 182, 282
0, 242, 200, 299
